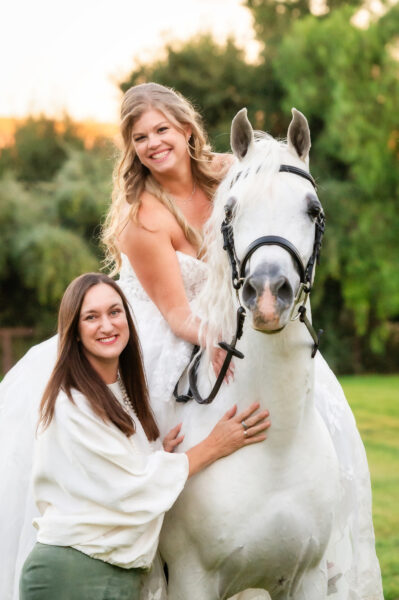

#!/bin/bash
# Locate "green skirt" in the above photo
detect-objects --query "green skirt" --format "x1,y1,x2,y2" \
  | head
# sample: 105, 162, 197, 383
20, 542, 142, 600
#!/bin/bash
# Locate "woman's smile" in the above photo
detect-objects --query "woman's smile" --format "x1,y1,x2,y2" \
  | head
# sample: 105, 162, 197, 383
149, 148, 172, 162
96, 334, 119, 345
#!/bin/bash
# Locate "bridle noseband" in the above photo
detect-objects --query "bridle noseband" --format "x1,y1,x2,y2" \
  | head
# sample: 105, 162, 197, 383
174, 165, 325, 405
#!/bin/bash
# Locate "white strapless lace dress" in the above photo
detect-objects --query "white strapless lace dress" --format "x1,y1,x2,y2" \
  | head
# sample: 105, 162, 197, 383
0, 251, 383, 599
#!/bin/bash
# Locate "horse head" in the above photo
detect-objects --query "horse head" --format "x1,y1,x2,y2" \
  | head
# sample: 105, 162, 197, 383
197, 108, 324, 359
229, 108, 323, 335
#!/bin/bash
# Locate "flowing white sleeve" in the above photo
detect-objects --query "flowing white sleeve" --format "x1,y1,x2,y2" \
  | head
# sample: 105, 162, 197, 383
34, 391, 189, 568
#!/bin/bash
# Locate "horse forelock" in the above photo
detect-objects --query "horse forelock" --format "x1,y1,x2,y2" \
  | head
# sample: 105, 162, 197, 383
194, 135, 288, 351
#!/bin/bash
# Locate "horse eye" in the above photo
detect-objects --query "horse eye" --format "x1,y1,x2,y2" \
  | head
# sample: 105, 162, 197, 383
306, 193, 322, 220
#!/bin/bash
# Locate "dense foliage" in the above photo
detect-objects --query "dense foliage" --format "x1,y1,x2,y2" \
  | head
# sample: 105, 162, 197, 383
0, 120, 113, 337
0, 0, 398, 373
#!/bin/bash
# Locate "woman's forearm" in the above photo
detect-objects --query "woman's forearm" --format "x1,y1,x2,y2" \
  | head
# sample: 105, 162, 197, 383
185, 438, 219, 478
165, 305, 230, 380
184, 404, 270, 478
164, 306, 203, 346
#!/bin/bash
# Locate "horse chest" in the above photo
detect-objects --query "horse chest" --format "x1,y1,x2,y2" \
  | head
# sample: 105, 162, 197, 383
162, 404, 338, 597
162, 475, 332, 598
164, 440, 335, 555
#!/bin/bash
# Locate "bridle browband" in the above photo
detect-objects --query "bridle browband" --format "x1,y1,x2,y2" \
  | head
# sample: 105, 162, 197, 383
279, 164, 316, 188
174, 165, 325, 405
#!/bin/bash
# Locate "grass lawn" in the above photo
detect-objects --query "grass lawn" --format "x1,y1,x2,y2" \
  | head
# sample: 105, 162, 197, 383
339, 375, 399, 600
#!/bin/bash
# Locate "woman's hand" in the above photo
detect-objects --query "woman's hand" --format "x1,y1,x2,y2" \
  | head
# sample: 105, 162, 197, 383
206, 403, 270, 458
163, 423, 184, 453
186, 403, 271, 477
211, 345, 235, 383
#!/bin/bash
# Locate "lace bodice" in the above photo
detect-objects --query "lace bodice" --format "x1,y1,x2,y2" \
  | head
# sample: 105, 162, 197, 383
118, 251, 208, 304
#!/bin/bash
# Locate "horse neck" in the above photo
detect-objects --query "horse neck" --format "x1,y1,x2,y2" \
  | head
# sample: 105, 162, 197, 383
236, 315, 315, 433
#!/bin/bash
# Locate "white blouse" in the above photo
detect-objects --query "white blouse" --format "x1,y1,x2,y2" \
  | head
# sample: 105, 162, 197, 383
32, 383, 189, 569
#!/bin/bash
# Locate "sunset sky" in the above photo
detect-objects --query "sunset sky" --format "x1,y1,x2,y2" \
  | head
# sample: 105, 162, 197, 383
1, 0, 257, 123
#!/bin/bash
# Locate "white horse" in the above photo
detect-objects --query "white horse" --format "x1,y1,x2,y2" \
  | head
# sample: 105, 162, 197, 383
159, 108, 341, 600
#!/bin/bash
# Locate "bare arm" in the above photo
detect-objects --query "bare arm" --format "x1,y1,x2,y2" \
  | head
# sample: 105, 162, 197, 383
120, 213, 234, 379
119, 201, 201, 345
119, 187, 235, 376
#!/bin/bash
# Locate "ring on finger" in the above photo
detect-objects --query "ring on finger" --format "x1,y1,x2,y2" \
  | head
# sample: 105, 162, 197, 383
244, 429, 248, 437
241, 420, 249, 431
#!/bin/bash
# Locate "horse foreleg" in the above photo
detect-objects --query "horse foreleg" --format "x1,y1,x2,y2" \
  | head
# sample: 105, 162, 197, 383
167, 564, 271, 600
290, 566, 328, 600
229, 591, 271, 600
167, 565, 221, 600
286, 539, 328, 600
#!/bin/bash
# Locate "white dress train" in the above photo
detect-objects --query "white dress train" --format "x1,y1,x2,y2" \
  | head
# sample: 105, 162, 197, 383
0, 252, 383, 599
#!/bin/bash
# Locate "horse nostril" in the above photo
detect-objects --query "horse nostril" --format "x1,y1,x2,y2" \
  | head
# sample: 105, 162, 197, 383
272, 277, 293, 307
242, 279, 258, 308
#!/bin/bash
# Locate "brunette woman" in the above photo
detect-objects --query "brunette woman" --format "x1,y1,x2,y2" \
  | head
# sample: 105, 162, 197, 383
19, 273, 269, 600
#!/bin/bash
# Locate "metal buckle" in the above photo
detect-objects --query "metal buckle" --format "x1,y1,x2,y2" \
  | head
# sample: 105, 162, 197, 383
233, 276, 245, 290
290, 283, 309, 321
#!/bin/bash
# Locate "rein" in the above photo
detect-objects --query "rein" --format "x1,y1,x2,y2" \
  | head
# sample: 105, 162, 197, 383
174, 165, 325, 405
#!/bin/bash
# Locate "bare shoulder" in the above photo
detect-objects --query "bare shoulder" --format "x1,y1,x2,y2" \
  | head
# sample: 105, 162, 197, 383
120, 192, 174, 241
136, 191, 175, 230
118, 191, 175, 259
211, 153, 235, 176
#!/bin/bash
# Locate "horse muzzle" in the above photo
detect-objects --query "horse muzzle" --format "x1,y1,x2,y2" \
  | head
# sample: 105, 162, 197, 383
242, 270, 294, 332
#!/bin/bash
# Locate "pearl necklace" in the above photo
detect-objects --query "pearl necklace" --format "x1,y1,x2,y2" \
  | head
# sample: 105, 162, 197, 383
117, 373, 135, 413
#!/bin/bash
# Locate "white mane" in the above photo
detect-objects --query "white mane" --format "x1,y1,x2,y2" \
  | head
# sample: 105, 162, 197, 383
194, 133, 287, 350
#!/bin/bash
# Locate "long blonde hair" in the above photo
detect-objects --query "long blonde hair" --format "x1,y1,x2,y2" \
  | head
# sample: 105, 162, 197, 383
102, 82, 225, 274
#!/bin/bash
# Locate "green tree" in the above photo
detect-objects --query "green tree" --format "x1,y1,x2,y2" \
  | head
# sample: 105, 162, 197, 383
272, 4, 399, 370
53, 145, 113, 249
245, 0, 363, 52
120, 34, 269, 151
0, 176, 96, 329
0, 115, 84, 183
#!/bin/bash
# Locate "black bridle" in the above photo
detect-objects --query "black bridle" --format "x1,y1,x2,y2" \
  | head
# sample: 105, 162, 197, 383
174, 165, 325, 405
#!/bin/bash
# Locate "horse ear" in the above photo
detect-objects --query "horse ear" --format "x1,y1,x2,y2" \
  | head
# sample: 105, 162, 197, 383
287, 108, 311, 163
231, 108, 254, 159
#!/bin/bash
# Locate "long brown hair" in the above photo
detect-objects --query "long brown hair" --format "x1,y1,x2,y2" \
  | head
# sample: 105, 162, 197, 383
39, 273, 159, 440
101, 82, 226, 274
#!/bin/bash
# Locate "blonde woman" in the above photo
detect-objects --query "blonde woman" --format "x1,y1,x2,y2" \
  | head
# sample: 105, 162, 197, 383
102, 83, 236, 431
